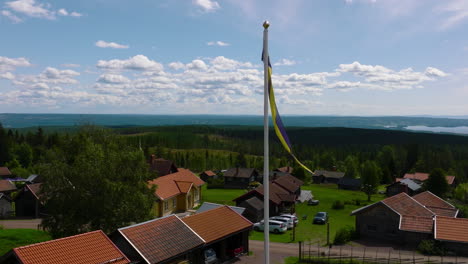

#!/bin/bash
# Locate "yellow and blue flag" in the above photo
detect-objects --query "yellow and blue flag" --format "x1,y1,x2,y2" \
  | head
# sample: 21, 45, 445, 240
263, 56, 313, 174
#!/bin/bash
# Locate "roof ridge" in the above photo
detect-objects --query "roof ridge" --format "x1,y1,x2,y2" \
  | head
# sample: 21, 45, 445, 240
176, 215, 206, 243
118, 215, 176, 230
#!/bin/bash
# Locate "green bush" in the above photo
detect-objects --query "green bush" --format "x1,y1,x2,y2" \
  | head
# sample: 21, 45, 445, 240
418, 240, 446, 255
333, 226, 356, 245
331, 200, 345, 210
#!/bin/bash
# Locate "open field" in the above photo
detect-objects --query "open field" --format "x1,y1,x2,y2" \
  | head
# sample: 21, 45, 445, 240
247, 184, 385, 243
0, 229, 51, 255
201, 185, 247, 206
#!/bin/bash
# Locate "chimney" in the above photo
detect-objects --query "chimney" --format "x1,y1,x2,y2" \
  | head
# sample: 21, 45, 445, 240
150, 154, 156, 164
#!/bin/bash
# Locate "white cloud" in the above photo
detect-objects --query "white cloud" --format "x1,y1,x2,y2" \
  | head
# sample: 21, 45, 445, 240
210, 56, 253, 71
168, 62, 185, 70
327, 81, 362, 91
207, 41, 230, 46
1, 10, 22, 23
96, 55, 163, 72
95, 40, 129, 49
97, 74, 130, 84
193, 0, 220, 12
3, 0, 82, 22
0, 56, 32, 72
425, 67, 447, 77
274, 59, 297, 66
0, 72, 15, 80
61, 63, 80, 68
186, 59, 208, 71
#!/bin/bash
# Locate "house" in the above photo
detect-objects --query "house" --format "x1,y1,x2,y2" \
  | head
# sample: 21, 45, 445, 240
0, 194, 13, 218
0, 167, 12, 179
199, 170, 217, 182
112, 215, 205, 264
351, 191, 458, 246
0, 230, 130, 264
15, 183, 44, 218
271, 174, 303, 198
196, 202, 245, 216
312, 170, 345, 184
403, 172, 456, 186
148, 168, 205, 217
386, 178, 422, 197
434, 216, 468, 255
238, 196, 264, 223
337, 178, 362, 191
223, 168, 259, 189
182, 206, 252, 262
149, 155, 178, 176
233, 182, 296, 216
0, 180, 16, 194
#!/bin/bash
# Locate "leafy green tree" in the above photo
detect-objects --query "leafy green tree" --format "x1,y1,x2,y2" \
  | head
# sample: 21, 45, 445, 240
39, 127, 155, 238
344, 155, 360, 179
13, 143, 33, 168
425, 168, 449, 198
360, 160, 382, 201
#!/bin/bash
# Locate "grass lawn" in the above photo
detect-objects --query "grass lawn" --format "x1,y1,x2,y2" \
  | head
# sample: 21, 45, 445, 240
0, 229, 52, 255
249, 184, 385, 244
201, 185, 248, 205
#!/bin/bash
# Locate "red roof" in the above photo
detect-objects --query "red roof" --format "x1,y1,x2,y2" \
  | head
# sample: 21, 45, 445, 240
201, 170, 216, 177
435, 216, 468, 243
0, 180, 16, 192
13, 230, 130, 264
400, 215, 434, 233
0, 167, 11, 177
234, 182, 295, 205
182, 206, 252, 244
276, 166, 294, 173
413, 191, 458, 217
403, 172, 455, 185
148, 169, 204, 200
273, 175, 303, 194
118, 215, 204, 263
382, 192, 434, 218
26, 183, 42, 200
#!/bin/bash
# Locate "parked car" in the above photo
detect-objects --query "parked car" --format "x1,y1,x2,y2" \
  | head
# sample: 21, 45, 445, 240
280, 214, 299, 225
308, 199, 319, 206
253, 220, 288, 233
313, 212, 328, 224
270, 216, 294, 229
204, 248, 218, 264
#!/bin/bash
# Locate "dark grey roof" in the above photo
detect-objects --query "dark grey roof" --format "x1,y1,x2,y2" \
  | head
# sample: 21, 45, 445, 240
313, 170, 345, 179
399, 178, 422, 191
196, 202, 245, 215
337, 177, 361, 187
242, 197, 264, 211
224, 168, 257, 178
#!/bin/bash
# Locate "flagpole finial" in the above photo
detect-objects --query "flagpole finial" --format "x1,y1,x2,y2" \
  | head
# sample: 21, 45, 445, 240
263, 20, 270, 29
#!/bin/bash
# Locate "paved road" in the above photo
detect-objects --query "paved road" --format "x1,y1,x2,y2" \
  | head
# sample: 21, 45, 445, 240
0, 219, 42, 229
233, 240, 298, 264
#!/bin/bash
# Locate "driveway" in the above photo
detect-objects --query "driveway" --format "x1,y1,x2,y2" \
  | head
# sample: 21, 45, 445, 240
232, 240, 298, 264
0, 219, 42, 229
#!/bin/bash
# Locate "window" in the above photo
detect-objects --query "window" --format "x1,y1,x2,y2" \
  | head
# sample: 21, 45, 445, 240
164, 201, 169, 211
194, 188, 199, 201
172, 199, 176, 208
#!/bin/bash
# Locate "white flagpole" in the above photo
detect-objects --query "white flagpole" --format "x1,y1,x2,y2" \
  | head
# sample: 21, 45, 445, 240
262, 20, 270, 264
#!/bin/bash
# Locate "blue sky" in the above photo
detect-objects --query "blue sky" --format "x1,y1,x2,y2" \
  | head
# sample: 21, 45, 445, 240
0, 0, 467, 116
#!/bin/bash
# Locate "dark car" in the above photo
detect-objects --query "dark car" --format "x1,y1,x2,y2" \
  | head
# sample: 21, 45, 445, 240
313, 212, 328, 224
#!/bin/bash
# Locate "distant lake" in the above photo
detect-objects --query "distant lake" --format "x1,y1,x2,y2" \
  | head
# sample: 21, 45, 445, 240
405, 126, 468, 135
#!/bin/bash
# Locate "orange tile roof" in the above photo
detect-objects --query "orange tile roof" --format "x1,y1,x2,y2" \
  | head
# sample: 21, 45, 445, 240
400, 215, 434, 233
435, 216, 468, 243
382, 192, 434, 217
26, 183, 42, 200
175, 181, 193, 194
446, 175, 456, 185
0, 180, 16, 192
182, 206, 252, 244
412, 191, 458, 217
202, 170, 216, 177
13, 230, 130, 264
118, 215, 204, 263
148, 169, 205, 200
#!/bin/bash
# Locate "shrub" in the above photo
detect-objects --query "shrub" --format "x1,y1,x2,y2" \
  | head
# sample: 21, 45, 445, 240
331, 200, 345, 210
418, 240, 446, 255
333, 226, 356, 245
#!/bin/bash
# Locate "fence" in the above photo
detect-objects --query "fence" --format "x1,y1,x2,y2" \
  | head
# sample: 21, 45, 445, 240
298, 241, 467, 264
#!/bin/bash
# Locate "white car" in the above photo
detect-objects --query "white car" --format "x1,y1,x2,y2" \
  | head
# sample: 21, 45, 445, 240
280, 214, 299, 225
269, 216, 294, 229
253, 220, 288, 233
